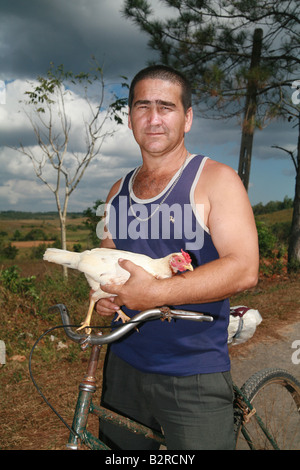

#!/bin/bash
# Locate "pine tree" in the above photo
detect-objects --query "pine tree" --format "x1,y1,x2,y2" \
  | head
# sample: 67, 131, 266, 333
123, 0, 299, 189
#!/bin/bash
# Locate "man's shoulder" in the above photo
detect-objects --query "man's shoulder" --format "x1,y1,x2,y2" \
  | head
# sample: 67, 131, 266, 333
202, 159, 239, 185
106, 178, 123, 203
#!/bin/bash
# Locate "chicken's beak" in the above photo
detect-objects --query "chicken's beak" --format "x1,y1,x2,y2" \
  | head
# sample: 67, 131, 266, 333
184, 264, 194, 271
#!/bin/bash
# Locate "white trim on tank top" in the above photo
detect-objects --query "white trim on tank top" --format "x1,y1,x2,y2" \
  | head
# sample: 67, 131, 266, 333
189, 156, 210, 234
107, 153, 210, 235
128, 154, 197, 204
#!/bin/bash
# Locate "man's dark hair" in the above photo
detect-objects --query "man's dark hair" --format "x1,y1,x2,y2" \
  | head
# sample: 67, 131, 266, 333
128, 65, 192, 112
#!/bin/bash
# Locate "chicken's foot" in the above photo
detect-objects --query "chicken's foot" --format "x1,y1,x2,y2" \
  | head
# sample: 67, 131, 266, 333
114, 309, 131, 323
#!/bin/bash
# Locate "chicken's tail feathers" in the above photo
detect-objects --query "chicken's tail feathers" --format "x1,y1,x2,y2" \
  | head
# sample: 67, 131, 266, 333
43, 248, 80, 269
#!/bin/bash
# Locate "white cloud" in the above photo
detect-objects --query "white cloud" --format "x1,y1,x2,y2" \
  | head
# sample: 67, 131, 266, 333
0, 77, 141, 211
0, 178, 50, 207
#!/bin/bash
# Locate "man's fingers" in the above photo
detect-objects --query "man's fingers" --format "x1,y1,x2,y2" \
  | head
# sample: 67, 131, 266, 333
101, 283, 120, 295
95, 297, 120, 316
118, 258, 141, 273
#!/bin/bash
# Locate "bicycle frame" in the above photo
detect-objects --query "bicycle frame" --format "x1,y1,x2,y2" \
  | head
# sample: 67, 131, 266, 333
66, 343, 166, 450
51, 304, 280, 451
51, 303, 213, 450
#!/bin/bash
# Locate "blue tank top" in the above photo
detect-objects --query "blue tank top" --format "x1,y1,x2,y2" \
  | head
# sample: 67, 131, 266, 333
107, 154, 230, 376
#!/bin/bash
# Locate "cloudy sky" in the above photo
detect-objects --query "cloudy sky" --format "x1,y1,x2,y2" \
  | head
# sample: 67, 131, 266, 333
0, 0, 297, 213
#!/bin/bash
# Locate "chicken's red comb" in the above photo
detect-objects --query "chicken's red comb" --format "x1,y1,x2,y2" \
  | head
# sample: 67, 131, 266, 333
181, 249, 192, 264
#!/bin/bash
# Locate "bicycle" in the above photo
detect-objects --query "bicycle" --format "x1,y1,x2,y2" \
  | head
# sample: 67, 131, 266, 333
29, 303, 300, 450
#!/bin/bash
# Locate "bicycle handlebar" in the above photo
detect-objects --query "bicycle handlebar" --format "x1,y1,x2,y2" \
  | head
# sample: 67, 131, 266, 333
50, 304, 214, 347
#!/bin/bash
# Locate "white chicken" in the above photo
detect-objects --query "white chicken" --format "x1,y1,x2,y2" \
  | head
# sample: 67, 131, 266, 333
43, 247, 193, 334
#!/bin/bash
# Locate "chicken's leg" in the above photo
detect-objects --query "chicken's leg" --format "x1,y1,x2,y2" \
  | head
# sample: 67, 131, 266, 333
77, 299, 95, 335
77, 301, 130, 335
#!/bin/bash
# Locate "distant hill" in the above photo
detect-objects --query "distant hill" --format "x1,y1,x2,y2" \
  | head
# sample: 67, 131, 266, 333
0, 196, 294, 220
0, 211, 84, 220
252, 196, 293, 216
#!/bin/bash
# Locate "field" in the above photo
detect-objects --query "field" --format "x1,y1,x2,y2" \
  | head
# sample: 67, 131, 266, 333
257, 208, 292, 224
0, 209, 300, 450
0, 214, 91, 254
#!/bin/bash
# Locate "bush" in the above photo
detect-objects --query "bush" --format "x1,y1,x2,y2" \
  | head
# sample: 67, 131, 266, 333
0, 242, 18, 259
50, 238, 61, 248
73, 243, 82, 252
31, 243, 48, 259
83, 199, 104, 247
271, 221, 291, 245
256, 220, 277, 257
0, 265, 39, 300
12, 229, 22, 240
24, 228, 48, 241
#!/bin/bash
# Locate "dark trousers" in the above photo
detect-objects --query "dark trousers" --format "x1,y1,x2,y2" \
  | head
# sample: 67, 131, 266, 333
99, 349, 235, 450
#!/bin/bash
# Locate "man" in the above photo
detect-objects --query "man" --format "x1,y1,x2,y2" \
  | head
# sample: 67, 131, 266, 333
95, 65, 259, 450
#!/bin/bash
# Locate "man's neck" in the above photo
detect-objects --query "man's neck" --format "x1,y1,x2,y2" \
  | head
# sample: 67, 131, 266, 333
132, 149, 189, 199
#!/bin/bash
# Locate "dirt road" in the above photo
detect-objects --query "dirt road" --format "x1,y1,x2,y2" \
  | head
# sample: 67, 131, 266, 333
230, 319, 300, 386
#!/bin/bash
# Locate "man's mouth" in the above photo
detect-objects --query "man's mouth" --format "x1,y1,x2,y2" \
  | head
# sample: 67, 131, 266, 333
146, 131, 165, 136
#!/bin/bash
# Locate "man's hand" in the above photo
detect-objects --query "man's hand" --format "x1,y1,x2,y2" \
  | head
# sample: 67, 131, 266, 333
100, 259, 160, 312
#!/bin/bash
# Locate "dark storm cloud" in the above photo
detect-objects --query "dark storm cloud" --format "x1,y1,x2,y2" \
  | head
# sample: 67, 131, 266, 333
0, 0, 157, 81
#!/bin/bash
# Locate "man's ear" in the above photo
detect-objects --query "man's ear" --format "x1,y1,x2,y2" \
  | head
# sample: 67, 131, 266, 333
184, 107, 193, 133
128, 108, 132, 130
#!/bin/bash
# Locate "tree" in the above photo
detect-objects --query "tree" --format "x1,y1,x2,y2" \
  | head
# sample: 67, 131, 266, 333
83, 199, 105, 247
13, 61, 127, 278
123, 0, 300, 189
272, 89, 300, 270
289, 112, 300, 270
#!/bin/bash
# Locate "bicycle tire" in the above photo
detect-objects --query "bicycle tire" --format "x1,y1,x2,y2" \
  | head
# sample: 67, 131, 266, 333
235, 368, 300, 450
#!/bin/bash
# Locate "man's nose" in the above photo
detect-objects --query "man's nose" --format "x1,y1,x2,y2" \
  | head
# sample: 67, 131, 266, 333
148, 106, 162, 125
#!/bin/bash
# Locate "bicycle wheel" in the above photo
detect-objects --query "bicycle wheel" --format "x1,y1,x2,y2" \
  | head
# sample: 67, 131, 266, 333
235, 368, 300, 450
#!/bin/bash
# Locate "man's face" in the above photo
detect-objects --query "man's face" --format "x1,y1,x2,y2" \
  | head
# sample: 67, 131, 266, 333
128, 79, 193, 157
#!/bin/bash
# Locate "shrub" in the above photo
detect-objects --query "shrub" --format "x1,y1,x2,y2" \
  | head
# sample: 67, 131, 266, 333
256, 220, 277, 257
0, 242, 18, 259
31, 243, 48, 259
271, 221, 291, 245
0, 265, 39, 300
24, 228, 48, 241
73, 243, 82, 252
12, 229, 22, 240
